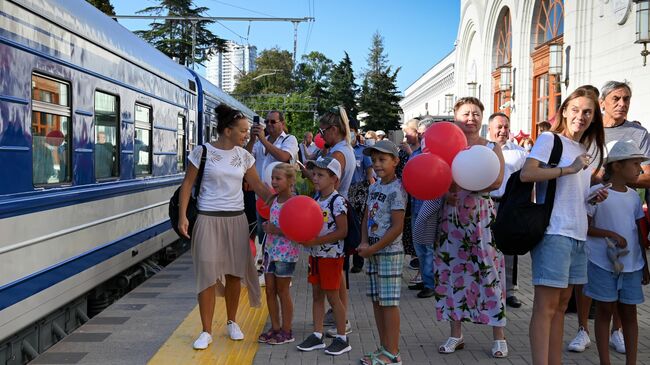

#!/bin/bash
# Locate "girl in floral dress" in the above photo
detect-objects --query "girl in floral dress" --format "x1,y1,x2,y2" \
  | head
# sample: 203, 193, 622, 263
257, 163, 301, 345
434, 97, 508, 358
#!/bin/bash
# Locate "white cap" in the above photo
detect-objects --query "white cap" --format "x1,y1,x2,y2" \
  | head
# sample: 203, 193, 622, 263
376, 130, 386, 137
306, 156, 342, 179
605, 140, 649, 164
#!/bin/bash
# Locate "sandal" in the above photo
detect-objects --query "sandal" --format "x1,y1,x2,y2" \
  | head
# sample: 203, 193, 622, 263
360, 346, 384, 364
492, 339, 508, 358
268, 330, 295, 345
362, 348, 401, 365
257, 328, 277, 343
439, 336, 464, 354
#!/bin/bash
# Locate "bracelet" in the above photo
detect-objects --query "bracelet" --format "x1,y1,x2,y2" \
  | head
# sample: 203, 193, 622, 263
559, 167, 563, 177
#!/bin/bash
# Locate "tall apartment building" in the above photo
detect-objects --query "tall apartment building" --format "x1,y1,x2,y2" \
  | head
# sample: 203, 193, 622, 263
205, 40, 257, 93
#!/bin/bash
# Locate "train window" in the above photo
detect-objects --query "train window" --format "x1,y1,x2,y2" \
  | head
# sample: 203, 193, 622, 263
94, 92, 119, 180
134, 104, 152, 176
31, 74, 71, 186
177, 115, 185, 172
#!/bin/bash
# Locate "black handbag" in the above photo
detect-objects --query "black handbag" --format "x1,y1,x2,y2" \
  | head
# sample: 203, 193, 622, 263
492, 134, 562, 255
169, 145, 208, 239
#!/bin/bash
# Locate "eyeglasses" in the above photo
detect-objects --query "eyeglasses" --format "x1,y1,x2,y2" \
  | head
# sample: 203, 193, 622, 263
266, 119, 280, 125
319, 125, 333, 136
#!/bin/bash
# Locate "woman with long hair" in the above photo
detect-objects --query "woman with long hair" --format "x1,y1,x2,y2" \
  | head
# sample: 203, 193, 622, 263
521, 88, 605, 365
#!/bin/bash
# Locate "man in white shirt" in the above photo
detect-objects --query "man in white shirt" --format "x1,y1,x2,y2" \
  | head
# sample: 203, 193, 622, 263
246, 110, 299, 178
488, 112, 527, 308
299, 131, 319, 162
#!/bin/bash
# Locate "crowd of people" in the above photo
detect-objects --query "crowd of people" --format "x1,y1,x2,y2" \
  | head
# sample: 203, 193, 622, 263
177, 80, 650, 365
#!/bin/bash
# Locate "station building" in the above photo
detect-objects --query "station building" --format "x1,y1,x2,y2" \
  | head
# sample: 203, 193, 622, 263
401, 0, 650, 139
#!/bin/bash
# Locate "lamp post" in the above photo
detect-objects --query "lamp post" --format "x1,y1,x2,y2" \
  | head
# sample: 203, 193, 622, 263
548, 43, 563, 75
634, 0, 650, 66
499, 65, 511, 91
444, 94, 454, 115
467, 82, 477, 97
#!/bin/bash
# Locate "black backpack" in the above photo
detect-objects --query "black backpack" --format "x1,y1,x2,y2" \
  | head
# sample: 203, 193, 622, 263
169, 145, 207, 239
324, 193, 362, 255
492, 134, 562, 255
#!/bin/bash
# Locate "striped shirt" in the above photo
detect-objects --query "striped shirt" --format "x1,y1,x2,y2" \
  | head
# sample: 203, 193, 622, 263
413, 198, 444, 246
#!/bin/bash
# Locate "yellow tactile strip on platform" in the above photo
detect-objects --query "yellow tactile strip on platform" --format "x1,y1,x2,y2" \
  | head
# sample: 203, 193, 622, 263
148, 290, 268, 365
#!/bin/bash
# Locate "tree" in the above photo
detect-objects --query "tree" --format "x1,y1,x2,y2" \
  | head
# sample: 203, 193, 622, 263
134, 0, 225, 66
87, 0, 116, 17
294, 52, 333, 115
358, 32, 402, 131
234, 48, 295, 95
326, 52, 359, 121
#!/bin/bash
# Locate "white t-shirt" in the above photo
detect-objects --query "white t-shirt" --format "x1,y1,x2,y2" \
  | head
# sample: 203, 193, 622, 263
528, 132, 592, 241
490, 140, 527, 198
188, 144, 255, 211
300, 142, 319, 161
586, 184, 645, 272
310, 192, 347, 258
253, 132, 299, 177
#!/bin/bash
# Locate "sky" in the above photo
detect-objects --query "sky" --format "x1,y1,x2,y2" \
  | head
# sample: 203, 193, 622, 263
111, 0, 460, 93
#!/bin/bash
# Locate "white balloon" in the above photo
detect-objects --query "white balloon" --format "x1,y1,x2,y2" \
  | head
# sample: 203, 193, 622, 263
263, 162, 282, 187
451, 145, 500, 191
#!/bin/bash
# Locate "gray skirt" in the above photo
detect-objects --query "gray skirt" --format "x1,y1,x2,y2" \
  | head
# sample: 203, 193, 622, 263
191, 213, 261, 307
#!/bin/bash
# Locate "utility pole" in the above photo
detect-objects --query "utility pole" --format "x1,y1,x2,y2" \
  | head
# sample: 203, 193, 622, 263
113, 15, 314, 66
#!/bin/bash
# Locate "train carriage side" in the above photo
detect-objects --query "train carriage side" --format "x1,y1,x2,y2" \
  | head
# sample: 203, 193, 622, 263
0, 0, 198, 357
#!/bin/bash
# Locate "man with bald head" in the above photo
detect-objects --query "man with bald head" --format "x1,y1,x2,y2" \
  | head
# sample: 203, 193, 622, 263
299, 131, 318, 162
488, 112, 527, 308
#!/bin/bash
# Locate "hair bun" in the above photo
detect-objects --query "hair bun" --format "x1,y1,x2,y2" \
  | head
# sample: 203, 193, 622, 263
215, 103, 233, 116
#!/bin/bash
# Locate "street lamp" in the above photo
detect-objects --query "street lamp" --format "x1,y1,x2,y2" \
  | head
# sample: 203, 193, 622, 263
549, 43, 563, 75
467, 81, 477, 97
498, 65, 511, 91
444, 94, 454, 114
634, 0, 650, 66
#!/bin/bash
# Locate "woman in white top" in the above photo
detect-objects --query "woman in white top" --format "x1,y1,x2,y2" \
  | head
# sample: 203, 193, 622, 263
521, 88, 606, 365
178, 104, 272, 350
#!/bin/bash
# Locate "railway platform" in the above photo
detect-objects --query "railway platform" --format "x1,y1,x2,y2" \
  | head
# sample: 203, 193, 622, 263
32, 252, 650, 364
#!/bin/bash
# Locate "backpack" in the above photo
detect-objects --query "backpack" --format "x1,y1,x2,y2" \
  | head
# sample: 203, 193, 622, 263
492, 134, 562, 255
325, 193, 362, 255
169, 145, 207, 239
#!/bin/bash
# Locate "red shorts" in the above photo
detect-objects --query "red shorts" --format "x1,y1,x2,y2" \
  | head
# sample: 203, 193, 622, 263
308, 256, 344, 290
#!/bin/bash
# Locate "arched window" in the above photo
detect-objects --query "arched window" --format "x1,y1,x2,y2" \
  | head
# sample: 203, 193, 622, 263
532, 0, 564, 48
494, 8, 512, 69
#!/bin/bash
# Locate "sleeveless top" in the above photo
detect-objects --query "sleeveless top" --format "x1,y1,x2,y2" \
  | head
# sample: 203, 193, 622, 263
328, 139, 356, 199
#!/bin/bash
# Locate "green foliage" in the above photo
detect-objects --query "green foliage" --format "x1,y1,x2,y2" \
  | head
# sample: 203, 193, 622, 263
358, 32, 402, 131
326, 52, 359, 121
234, 48, 295, 95
87, 0, 116, 16
235, 92, 317, 139
134, 0, 225, 66
294, 51, 333, 115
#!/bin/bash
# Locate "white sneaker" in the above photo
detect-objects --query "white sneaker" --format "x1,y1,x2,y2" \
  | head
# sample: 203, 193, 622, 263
193, 331, 213, 350
227, 320, 244, 340
609, 329, 626, 354
567, 326, 591, 352
325, 320, 353, 337
258, 274, 266, 287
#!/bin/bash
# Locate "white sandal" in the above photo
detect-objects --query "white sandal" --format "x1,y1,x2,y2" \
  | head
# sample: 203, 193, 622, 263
439, 336, 464, 354
492, 340, 508, 358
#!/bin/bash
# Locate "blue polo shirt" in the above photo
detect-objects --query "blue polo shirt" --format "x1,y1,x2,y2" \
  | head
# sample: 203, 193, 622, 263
352, 143, 373, 184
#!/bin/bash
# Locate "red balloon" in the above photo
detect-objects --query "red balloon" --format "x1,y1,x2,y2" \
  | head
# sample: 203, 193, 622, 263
279, 196, 323, 242
314, 133, 326, 149
422, 122, 467, 165
402, 153, 452, 200
256, 196, 271, 219
249, 238, 257, 257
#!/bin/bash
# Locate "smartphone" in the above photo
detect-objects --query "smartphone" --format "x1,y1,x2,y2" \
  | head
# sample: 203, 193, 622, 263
587, 182, 612, 204
296, 160, 306, 169
253, 116, 260, 125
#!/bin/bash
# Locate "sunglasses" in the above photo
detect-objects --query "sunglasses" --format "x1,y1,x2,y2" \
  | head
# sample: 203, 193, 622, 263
266, 119, 280, 125
319, 125, 333, 136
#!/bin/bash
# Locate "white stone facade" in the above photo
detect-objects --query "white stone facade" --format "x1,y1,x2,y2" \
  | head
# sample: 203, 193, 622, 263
401, 0, 650, 136
205, 41, 257, 93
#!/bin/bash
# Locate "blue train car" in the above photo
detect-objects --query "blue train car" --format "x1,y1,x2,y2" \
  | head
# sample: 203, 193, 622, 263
0, 0, 255, 361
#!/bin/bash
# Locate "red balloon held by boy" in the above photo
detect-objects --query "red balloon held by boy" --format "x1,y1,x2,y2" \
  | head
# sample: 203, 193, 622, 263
279, 195, 323, 242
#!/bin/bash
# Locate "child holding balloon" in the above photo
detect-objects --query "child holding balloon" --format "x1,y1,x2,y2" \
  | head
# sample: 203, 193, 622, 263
295, 156, 351, 356
257, 163, 300, 345
358, 140, 408, 365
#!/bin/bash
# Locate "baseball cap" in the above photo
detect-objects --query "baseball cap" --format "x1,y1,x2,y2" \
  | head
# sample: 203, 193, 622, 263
376, 130, 386, 137
363, 139, 399, 157
306, 156, 342, 179
604, 140, 649, 164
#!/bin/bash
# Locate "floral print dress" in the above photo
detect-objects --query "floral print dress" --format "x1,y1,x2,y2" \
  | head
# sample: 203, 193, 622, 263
433, 190, 506, 327
264, 198, 300, 264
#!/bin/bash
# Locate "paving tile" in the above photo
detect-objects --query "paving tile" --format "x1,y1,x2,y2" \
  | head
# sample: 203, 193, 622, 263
31, 352, 87, 364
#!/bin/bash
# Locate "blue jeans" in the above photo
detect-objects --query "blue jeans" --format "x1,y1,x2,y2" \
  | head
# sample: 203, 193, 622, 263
414, 242, 434, 289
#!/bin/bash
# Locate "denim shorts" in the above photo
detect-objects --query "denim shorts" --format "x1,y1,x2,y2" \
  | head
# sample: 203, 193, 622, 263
264, 260, 297, 278
531, 234, 587, 288
584, 261, 645, 305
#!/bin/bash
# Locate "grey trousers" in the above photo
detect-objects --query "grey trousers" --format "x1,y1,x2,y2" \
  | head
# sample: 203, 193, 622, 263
505, 254, 518, 297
